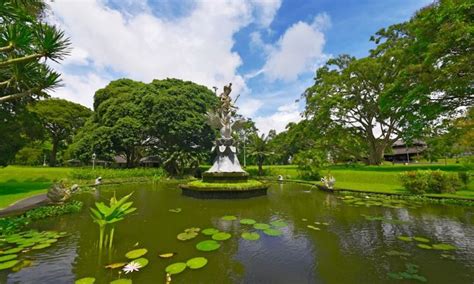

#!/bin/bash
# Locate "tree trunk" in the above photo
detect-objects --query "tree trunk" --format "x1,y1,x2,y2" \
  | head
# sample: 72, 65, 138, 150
367, 143, 386, 165
50, 139, 58, 167
258, 160, 263, 176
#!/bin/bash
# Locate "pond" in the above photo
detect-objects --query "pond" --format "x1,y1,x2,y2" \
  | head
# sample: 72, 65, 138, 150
1, 182, 473, 283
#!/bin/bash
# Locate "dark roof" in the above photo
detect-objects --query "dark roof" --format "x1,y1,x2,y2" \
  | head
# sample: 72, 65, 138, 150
385, 145, 427, 156
392, 139, 426, 148
114, 156, 127, 164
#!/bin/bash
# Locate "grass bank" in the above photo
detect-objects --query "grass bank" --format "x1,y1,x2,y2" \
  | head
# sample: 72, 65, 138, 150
248, 164, 474, 200
0, 166, 165, 209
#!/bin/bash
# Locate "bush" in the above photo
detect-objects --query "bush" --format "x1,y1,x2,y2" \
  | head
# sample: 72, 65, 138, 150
71, 167, 165, 180
458, 171, 470, 186
400, 170, 461, 194
293, 149, 327, 181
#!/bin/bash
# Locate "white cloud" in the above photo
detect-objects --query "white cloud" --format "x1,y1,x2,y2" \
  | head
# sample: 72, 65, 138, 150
262, 13, 330, 81
254, 102, 302, 134
237, 97, 264, 117
48, 0, 283, 107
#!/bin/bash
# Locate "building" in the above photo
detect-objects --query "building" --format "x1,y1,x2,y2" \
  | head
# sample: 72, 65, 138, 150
384, 140, 427, 163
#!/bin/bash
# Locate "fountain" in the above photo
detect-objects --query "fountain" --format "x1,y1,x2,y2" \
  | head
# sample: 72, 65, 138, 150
180, 83, 268, 198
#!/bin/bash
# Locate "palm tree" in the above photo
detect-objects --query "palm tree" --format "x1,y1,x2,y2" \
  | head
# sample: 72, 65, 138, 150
0, 0, 70, 103
247, 134, 273, 176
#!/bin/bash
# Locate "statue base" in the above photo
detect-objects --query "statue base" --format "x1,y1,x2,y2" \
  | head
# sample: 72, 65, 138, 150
202, 171, 248, 183
180, 179, 268, 199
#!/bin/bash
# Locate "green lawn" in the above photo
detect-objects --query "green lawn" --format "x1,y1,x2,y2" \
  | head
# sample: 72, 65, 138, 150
0, 166, 72, 209
253, 164, 474, 200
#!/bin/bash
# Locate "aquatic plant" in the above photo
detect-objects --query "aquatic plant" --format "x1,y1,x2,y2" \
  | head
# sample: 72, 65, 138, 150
123, 261, 141, 274
89, 192, 136, 250
387, 263, 427, 282
321, 175, 336, 189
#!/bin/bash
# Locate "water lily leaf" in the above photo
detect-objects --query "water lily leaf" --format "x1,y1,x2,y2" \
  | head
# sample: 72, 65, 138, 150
301, 218, 307, 222
241, 232, 260, 241
19, 242, 36, 248
32, 243, 51, 250
397, 236, 412, 242
322, 222, 329, 226
0, 260, 20, 270
177, 232, 198, 241
105, 262, 127, 269
165, 262, 187, 275
314, 222, 321, 225
110, 279, 132, 284
270, 220, 287, 228
196, 240, 221, 251
263, 228, 282, 236
212, 232, 231, 241
201, 228, 219, 236
43, 239, 58, 244
441, 254, 456, 260
133, 257, 149, 268
168, 208, 182, 213
413, 237, 430, 243
186, 257, 208, 269
75, 277, 96, 284
12, 259, 33, 272
307, 225, 320, 231
432, 243, 457, 250
159, 253, 176, 259
125, 248, 148, 259
253, 223, 270, 230
240, 219, 256, 225
185, 227, 200, 233
417, 244, 432, 249
0, 254, 17, 262
221, 215, 237, 221
1, 247, 23, 254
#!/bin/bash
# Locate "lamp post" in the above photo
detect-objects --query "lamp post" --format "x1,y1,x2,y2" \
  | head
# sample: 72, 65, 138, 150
92, 153, 96, 170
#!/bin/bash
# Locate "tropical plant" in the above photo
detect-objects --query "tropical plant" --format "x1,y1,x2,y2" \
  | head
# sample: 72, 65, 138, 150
247, 134, 273, 175
89, 192, 136, 250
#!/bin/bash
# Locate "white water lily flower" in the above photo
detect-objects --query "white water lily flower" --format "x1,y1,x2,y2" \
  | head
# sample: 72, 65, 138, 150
123, 261, 142, 274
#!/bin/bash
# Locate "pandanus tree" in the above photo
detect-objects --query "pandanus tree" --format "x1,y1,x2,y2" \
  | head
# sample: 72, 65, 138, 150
0, 0, 70, 103
90, 192, 136, 250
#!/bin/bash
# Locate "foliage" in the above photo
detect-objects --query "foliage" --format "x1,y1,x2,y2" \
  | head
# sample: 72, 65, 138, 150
293, 149, 327, 180
400, 170, 461, 194
70, 167, 165, 180
68, 78, 218, 174
458, 172, 470, 187
247, 133, 273, 175
28, 99, 92, 166
0, 200, 82, 235
89, 192, 136, 250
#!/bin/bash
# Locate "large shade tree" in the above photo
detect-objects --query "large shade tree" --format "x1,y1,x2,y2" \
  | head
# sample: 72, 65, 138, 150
29, 98, 92, 166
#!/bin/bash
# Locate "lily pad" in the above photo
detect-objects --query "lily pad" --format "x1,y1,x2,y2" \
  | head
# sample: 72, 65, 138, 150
263, 228, 282, 236
307, 225, 320, 231
241, 232, 260, 241
0, 260, 20, 270
125, 248, 148, 259
133, 257, 149, 268
185, 227, 200, 233
202, 228, 219, 236
12, 259, 33, 272
159, 253, 176, 259
0, 254, 17, 262
432, 243, 457, 250
221, 215, 237, 221
322, 222, 329, 226
177, 232, 198, 241
168, 208, 182, 213
253, 223, 270, 230
240, 219, 256, 225
75, 278, 96, 284
110, 279, 132, 284
105, 262, 127, 269
270, 220, 287, 228
32, 243, 51, 250
441, 254, 456, 260
1, 247, 23, 254
212, 232, 231, 241
196, 240, 221, 252
397, 236, 413, 242
413, 237, 430, 243
417, 244, 432, 249
186, 257, 208, 269
301, 218, 308, 222
165, 262, 187, 275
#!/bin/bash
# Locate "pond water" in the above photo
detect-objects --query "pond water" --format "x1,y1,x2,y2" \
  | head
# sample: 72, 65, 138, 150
1, 182, 473, 283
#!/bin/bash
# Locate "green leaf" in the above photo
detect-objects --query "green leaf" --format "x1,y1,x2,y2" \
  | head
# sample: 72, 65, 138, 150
75, 277, 96, 284
413, 237, 430, 243
270, 220, 287, 228
177, 232, 198, 241
432, 243, 457, 250
110, 279, 132, 284
221, 215, 237, 221
32, 243, 51, 250
397, 236, 413, 242
253, 223, 270, 230
0, 260, 20, 270
263, 228, 282, 236
133, 257, 149, 268
241, 232, 260, 241
307, 225, 320, 231
168, 208, 182, 213
186, 257, 208, 269
240, 219, 256, 225
201, 228, 219, 236
212, 232, 231, 241
417, 244, 432, 249
125, 248, 147, 259
196, 240, 221, 251
0, 254, 17, 262
1, 247, 23, 254
165, 262, 187, 275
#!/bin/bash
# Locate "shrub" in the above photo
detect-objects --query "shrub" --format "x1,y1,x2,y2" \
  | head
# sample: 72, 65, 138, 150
71, 167, 165, 180
400, 170, 461, 194
458, 171, 470, 186
293, 149, 327, 181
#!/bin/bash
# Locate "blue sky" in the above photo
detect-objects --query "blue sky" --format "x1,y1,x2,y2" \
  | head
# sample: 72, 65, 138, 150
49, 0, 432, 134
